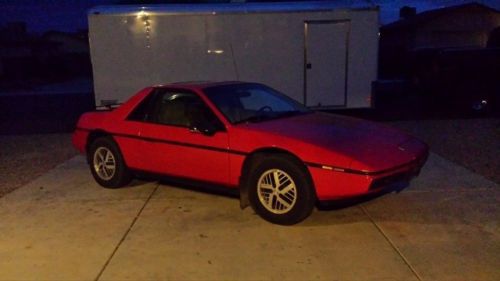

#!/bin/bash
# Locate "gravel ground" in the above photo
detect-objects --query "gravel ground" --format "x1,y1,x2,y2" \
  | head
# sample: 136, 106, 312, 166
0, 134, 77, 198
390, 118, 500, 184
0, 118, 498, 199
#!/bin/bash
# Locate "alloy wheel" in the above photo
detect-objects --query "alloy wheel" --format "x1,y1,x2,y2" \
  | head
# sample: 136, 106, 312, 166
93, 147, 116, 181
257, 169, 297, 214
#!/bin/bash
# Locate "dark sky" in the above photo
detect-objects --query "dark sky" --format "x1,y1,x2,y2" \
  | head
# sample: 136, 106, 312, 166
1, 0, 499, 33
0, 0, 111, 33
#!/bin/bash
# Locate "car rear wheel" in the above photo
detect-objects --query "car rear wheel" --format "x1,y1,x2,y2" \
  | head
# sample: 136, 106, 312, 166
248, 155, 315, 225
88, 137, 132, 188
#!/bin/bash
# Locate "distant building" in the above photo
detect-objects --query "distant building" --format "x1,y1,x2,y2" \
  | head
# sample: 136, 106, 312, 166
42, 31, 89, 54
0, 23, 91, 83
40, 30, 91, 77
0, 22, 36, 80
379, 2, 500, 78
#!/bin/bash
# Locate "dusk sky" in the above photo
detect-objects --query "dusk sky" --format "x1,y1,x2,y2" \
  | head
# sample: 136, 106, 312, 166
1, 0, 499, 33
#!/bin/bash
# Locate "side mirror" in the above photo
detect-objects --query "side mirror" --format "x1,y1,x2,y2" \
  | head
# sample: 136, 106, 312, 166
188, 122, 217, 136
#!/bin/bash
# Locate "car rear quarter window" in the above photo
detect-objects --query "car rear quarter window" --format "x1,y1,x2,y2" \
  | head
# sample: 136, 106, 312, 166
127, 89, 157, 121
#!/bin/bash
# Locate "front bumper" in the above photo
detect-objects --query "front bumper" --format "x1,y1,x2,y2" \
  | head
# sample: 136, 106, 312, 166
368, 151, 428, 192
309, 150, 429, 201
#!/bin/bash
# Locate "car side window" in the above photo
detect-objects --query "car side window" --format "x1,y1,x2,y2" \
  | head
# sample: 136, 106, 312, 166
147, 90, 223, 129
148, 92, 190, 126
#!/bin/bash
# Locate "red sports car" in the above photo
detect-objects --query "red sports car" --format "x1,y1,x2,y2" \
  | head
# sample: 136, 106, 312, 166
73, 82, 428, 225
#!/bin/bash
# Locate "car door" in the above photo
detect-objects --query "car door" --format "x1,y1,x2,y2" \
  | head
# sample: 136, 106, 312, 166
137, 88, 230, 185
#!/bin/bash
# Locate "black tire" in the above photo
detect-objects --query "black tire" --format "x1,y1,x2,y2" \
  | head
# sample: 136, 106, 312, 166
247, 154, 316, 225
88, 137, 132, 188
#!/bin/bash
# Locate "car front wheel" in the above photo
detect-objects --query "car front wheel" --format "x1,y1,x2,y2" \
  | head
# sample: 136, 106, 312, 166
248, 155, 316, 225
88, 137, 132, 188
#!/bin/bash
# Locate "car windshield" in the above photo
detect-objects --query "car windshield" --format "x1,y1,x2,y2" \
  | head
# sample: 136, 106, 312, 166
204, 83, 312, 124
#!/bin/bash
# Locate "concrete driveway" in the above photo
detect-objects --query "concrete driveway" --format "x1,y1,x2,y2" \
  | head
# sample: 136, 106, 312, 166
0, 153, 498, 281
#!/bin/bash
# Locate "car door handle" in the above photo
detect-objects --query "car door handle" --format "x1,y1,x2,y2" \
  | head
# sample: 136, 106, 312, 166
189, 125, 216, 136
189, 127, 201, 134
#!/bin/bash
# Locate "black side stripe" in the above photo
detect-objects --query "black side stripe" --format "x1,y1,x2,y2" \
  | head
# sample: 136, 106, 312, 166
77, 127, 426, 176
76, 127, 247, 156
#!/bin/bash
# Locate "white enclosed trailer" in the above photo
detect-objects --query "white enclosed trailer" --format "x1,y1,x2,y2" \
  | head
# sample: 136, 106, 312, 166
88, 2, 379, 108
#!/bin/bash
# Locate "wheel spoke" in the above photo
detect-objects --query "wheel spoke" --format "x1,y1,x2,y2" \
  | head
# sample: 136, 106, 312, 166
272, 171, 281, 188
264, 173, 272, 186
104, 165, 115, 174
280, 191, 294, 203
102, 166, 109, 177
276, 195, 291, 209
271, 193, 278, 210
279, 183, 294, 194
97, 150, 105, 162
259, 183, 274, 192
105, 151, 114, 163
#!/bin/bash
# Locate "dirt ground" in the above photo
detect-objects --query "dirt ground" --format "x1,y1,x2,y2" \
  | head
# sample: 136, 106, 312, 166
0, 134, 77, 198
391, 118, 500, 184
0, 118, 498, 198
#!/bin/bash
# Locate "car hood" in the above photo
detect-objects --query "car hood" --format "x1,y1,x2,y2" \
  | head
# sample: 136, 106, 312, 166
239, 112, 426, 172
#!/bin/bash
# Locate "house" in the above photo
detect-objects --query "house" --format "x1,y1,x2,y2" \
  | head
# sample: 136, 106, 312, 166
379, 2, 500, 78
0, 23, 91, 84
0, 22, 39, 81
42, 31, 89, 54
39, 30, 92, 77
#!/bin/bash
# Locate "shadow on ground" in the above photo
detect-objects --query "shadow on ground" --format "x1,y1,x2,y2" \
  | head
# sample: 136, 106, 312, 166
316, 181, 409, 211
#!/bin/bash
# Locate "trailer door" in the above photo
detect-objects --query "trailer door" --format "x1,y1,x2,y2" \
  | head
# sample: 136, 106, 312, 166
305, 21, 349, 107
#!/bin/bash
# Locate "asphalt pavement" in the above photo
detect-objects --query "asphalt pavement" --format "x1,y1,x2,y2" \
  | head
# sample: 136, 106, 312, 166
0, 153, 498, 280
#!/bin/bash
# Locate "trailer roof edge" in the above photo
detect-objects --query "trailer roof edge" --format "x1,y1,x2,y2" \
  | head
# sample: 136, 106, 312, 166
88, 2, 377, 16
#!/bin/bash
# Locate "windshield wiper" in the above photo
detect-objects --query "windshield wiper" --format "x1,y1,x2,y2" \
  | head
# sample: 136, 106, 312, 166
234, 110, 309, 124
